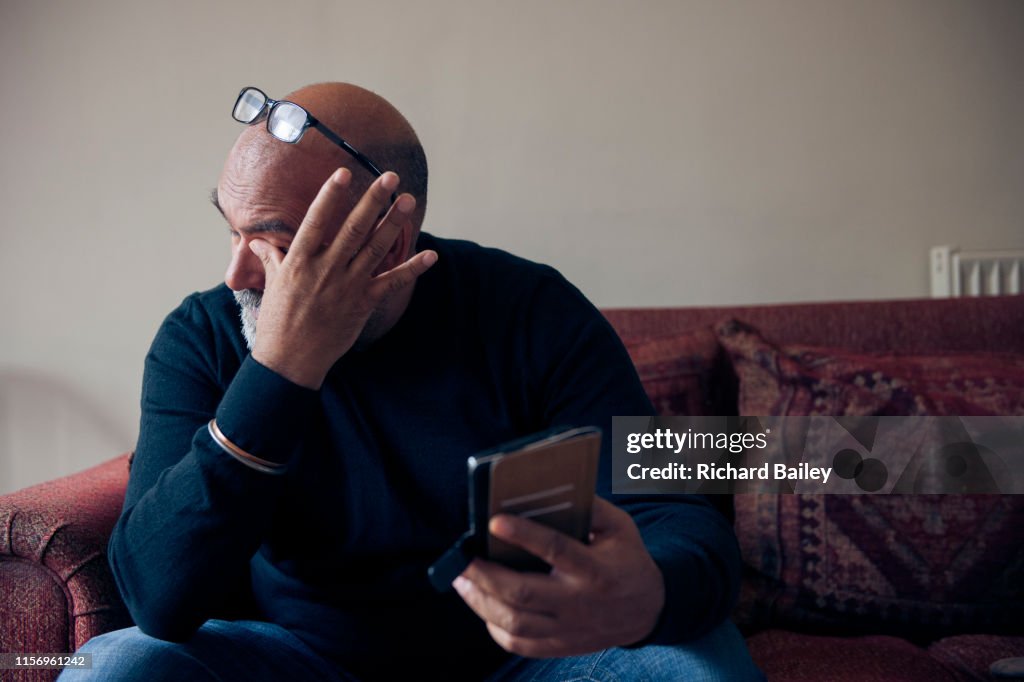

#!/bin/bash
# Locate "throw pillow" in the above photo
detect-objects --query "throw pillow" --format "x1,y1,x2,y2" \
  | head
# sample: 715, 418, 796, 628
734, 493, 1024, 638
715, 318, 1024, 417
717, 318, 1024, 638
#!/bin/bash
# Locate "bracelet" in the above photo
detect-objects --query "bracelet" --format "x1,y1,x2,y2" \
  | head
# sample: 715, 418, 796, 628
207, 419, 286, 475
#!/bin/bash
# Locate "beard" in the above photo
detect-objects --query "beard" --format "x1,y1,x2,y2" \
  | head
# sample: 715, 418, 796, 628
232, 288, 390, 353
233, 289, 261, 350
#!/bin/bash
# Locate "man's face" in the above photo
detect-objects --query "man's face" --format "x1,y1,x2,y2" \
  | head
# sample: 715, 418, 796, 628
214, 137, 360, 348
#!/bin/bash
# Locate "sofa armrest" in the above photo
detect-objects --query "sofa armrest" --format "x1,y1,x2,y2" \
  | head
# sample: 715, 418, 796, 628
0, 454, 133, 662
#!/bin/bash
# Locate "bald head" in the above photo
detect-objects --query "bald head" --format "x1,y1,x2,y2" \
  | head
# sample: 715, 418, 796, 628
219, 82, 428, 234
217, 83, 432, 348
282, 82, 427, 202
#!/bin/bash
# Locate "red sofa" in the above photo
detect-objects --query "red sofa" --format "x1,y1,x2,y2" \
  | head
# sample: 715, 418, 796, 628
2, 295, 1022, 681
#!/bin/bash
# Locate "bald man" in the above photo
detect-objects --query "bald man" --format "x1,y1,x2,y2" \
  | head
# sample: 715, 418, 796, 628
61, 83, 762, 681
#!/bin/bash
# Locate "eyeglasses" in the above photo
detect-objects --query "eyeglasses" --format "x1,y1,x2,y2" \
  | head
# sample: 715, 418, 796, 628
232, 86, 385, 179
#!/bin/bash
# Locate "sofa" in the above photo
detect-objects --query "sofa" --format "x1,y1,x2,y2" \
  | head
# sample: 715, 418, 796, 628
2, 295, 1022, 681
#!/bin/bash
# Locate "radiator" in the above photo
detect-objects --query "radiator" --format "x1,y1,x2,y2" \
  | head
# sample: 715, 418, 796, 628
930, 246, 1024, 297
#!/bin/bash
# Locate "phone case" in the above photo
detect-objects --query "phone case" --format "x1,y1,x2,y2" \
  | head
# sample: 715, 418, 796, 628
469, 426, 601, 571
428, 426, 601, 590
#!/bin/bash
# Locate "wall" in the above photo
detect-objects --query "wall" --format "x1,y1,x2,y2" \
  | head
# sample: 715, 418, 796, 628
1, 0, 1022, 493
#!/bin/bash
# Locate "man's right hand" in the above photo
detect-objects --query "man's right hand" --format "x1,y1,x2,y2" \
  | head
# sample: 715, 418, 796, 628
247, 168, 437, 389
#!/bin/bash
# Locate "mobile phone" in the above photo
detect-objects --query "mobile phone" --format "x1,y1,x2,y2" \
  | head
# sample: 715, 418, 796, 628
428, 426, 601, 590
470, 426, 601, 571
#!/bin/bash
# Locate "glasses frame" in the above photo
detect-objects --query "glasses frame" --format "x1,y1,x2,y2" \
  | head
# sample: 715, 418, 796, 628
232, 87, 386, 180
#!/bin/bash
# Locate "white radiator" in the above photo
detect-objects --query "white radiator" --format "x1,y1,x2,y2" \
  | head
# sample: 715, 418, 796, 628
930, 246, 1024, 298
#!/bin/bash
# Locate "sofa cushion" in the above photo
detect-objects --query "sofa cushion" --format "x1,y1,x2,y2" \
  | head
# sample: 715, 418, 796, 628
927, 634, 1024, 682
718, 319, 1024, 638
0, 454, 133, 657
715, 318, 1024, 416
746, 629, 959, 681
622, 328, 725, 416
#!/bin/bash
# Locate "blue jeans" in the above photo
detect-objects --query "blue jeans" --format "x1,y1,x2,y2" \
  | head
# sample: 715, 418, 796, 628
59, 619, 764, 681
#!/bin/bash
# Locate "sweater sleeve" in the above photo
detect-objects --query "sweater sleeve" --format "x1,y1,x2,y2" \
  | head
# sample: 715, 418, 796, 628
524, 272, 741, 644
108, 294, 318, 641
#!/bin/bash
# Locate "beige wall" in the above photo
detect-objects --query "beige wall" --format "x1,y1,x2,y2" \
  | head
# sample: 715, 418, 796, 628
2, 0, 1022, 493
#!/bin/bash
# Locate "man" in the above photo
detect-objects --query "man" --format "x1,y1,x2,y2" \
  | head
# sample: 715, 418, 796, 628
62, 83, 762, 681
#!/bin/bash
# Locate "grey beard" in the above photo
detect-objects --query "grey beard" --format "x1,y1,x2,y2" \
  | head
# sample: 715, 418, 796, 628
233, 289, 261, 350
232, 288, 394, 354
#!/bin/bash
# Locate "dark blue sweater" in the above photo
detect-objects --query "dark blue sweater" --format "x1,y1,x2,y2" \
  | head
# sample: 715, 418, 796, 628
109, 233, 740, 680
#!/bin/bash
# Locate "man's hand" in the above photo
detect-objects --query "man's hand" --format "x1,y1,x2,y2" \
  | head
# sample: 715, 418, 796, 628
455, 497, 665, 658
248, 168, 437, 389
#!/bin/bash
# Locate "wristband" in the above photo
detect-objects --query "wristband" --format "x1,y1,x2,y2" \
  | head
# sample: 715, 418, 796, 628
208, 419, 286, 475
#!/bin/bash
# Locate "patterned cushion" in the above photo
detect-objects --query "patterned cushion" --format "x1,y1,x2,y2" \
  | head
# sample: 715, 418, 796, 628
623, 328, 725, 416
734, 494, 1024, 638
716, 318, 1024, 416
718, 319, 1024, 637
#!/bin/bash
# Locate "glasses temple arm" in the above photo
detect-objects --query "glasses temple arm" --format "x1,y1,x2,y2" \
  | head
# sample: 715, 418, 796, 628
311, 122, 386, 179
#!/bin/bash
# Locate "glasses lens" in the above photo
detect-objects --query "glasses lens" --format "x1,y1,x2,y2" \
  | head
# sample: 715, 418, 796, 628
233, 89, 267, 123
267, 102, 308, 143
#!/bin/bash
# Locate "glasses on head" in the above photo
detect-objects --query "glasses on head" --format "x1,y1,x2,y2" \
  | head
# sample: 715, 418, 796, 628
232, 86, 385, 179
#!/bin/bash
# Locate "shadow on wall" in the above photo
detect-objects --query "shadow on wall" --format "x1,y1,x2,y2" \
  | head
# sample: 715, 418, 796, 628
0, 369, 132, 495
